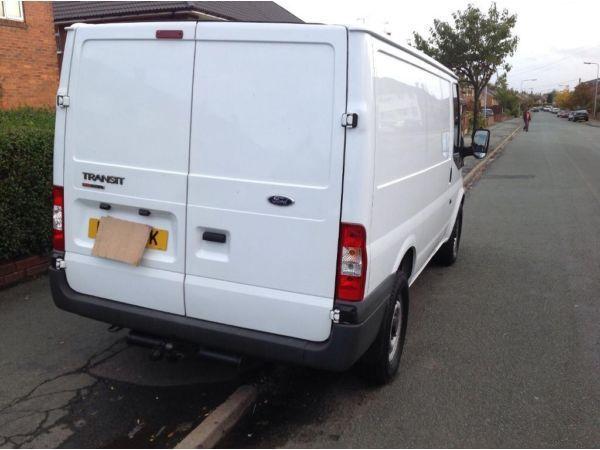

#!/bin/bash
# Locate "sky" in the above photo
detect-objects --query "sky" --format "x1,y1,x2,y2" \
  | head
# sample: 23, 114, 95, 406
278, 0, 600, 93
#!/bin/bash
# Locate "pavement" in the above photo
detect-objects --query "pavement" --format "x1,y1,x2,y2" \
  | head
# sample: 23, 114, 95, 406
1, 112, 599, 448
222, 112, 600, 448
587, 118, 600, 128
462, 117, 521, 178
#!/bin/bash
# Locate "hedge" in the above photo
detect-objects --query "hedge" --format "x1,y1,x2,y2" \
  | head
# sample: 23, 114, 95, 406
0, 108, 55, 261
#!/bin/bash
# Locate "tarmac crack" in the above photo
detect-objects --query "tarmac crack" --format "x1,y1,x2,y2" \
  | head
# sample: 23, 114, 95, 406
0, 338, 127, 448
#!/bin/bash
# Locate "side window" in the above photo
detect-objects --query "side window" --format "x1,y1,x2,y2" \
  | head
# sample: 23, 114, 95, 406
0, 0, 24, 21
453, 83, 460, 149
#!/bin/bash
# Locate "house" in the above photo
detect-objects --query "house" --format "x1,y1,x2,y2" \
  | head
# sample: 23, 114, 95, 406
461, 85, 499, 110
579, 78, 599, 97
578, 78, 599, 110
52, 1, 303, 69
0, 1, 59, 109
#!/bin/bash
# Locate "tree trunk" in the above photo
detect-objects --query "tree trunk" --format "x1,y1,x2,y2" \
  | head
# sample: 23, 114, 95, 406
472, 88, 480, 138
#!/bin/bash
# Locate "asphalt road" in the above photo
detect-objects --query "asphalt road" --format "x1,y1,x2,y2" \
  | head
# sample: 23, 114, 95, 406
1, 112, 599, 448
223, 112, 600, 447
0, 279, 243, 448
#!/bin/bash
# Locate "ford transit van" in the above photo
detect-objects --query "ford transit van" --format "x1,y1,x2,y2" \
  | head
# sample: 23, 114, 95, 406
50, 22, 489, 383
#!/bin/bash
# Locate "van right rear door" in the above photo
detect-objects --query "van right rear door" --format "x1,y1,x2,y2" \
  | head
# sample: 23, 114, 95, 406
184, 23, 348, 342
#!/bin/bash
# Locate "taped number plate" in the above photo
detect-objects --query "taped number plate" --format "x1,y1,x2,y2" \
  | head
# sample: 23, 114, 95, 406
88, 218, 168, 251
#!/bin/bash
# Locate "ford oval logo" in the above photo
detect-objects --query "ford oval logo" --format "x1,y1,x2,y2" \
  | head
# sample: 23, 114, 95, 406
268, 195, 295, 207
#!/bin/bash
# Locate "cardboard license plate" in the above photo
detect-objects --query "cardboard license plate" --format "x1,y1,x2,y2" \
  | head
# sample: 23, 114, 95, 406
88, 218, 168, 251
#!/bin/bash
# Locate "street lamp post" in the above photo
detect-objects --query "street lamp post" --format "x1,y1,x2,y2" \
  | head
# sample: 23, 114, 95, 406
521, 78, 537, 93
584, 62, 599, 120
520, 79, 537, 113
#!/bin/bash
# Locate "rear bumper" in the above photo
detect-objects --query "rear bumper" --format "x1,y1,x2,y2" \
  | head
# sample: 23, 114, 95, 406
49, 267, 390, 371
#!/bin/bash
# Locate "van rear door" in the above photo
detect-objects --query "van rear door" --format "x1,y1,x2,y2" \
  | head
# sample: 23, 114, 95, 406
185, 24, 348, 342
62, 23, 196, 315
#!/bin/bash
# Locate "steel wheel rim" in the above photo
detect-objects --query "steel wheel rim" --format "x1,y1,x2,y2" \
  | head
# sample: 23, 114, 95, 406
388, 300, 402, 363
452, 216, 461, 257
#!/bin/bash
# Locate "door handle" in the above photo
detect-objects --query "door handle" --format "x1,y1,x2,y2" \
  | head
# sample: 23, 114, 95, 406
202, 232, 226, 244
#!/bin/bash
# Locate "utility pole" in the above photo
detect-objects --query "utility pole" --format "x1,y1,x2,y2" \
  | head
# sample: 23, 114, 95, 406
484, 85, 487, 123
584, 62, 599, 119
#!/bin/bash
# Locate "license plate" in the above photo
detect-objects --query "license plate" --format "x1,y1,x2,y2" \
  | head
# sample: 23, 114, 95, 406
88, 218, 169, 251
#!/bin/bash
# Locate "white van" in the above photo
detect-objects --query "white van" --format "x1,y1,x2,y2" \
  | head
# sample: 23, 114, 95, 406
50, 22, 489, 383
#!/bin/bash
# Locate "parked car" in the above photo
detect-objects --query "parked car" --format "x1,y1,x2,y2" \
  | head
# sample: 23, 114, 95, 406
572, 110, 589, 122
482, 108, 494, 117
50, 22, 490, 384
557, 110, 570, 118
568, 111, 575, 121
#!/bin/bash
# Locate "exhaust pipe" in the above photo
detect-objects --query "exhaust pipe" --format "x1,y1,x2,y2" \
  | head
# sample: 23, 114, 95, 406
127, 331, 172, 349
197, 347, 243, 367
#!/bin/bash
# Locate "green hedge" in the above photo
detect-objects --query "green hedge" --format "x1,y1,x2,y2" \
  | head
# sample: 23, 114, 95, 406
0, 108, 55, 261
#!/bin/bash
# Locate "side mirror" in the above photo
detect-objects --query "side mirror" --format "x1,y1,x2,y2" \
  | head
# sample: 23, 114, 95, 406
460, 128, 490, 159
472, 129, 490, 159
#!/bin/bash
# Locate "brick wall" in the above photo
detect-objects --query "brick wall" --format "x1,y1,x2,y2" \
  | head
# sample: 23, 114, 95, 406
0, 255, 49, 289
0, 2, 58, 109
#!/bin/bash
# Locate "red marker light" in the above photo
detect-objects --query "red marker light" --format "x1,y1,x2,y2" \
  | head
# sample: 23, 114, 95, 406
156, 30, 183, 39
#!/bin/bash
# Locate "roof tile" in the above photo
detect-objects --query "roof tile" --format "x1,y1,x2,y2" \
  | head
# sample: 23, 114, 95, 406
53, 1, 303, 23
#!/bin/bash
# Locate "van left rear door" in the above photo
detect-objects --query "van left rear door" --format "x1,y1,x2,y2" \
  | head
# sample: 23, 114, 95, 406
62, 23, 195, 315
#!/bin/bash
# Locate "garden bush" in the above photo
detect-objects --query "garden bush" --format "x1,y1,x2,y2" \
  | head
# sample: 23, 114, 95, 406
0, 108, 55, 260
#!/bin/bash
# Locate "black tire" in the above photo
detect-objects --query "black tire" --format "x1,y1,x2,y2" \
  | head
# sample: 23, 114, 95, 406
434, 206, 463, 266
359, 272, 408, 385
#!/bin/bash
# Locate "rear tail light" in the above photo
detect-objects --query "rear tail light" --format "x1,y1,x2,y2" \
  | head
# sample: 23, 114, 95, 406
335, 223, 367, 301
52, 185, 64, 251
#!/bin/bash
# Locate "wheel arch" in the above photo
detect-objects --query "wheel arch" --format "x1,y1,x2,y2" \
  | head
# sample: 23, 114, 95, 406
392, 238, 417, 283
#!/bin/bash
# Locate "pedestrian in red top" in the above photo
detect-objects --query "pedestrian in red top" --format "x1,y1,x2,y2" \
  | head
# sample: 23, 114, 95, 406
523, 108, 531, 132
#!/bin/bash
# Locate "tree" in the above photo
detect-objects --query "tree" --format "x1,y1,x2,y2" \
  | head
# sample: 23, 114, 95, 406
568, 83, 593, 111
412, 3, 518, 135
494, 73, 520, 117
555, 89, 571, 109
546, 90, 556, 105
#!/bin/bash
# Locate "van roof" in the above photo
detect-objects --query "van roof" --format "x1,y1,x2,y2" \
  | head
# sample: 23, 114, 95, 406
63, 20, 457, 81
348, 26, 458, 81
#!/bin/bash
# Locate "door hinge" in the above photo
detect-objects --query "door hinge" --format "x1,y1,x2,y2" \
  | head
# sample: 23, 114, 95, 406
330, 308, 340, 324
56, 95, 70, 108
341, 113, 358, 128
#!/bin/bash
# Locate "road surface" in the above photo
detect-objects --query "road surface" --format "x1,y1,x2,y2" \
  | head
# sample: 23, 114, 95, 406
223, 112, 600, 448
1, 112, 598, 448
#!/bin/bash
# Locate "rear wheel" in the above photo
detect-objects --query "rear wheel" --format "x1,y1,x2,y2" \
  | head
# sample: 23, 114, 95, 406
434, 206, 463, 266
360, 272, 408, 385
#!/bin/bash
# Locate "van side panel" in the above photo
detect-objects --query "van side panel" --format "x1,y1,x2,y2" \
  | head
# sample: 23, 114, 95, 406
368, 38, 454, 289
341, 32, 377, 295
185, 24, 348, 342
62, 23, 196, 315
